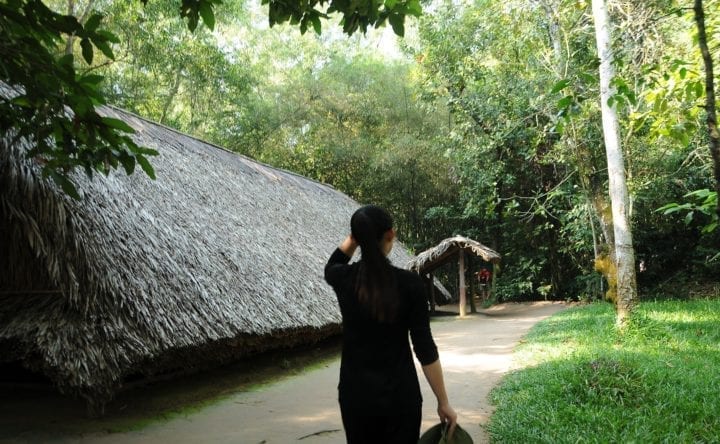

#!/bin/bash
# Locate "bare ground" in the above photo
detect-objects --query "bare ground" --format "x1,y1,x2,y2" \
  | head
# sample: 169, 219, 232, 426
0, 301, 568, 444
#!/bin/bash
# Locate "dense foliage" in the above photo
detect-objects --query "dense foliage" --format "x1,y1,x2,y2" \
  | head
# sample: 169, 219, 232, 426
1, 0, 157, 197
407, 0, 719, 300
3, 0, 718, 299
1, 0, 420, 197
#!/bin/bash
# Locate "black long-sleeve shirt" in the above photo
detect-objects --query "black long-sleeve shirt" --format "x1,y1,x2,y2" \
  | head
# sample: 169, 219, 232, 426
324, 248, 439, 414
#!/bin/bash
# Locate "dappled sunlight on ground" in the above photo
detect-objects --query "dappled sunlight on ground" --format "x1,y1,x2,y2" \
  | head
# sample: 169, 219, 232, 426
441, 349, 515, 373
289, 407, 341, 425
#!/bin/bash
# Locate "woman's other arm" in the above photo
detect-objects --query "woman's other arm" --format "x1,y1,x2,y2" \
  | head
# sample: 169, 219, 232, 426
407, 275, 457, 437
421, 359, 457, 438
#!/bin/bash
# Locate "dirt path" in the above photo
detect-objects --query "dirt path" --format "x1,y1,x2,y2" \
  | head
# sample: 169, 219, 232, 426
1, 301, 567, 444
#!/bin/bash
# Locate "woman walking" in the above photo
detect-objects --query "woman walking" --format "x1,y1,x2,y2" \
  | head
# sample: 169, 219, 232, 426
325, 205, 457, 444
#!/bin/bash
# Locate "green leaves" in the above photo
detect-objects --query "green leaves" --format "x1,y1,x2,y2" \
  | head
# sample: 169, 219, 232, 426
384, 0, 423, 36
296, 9, 325, 34
1, 0, 157, 199
198, 1, 216, 30
137, 155, 157, 180
557, 95, 574, 109
262, 0, 421, 36
101, 117, 136, 133
658, 189, 718, 233
4, 0, 422, 202
406, 0, 422, 16
551, 79, 571, 94
84, 13, 102, 32
607, 77, 637, 110
388, 13, 405, 36
48, 171, 81, 200
180, 0, 222, 31
81, 37, 94, 64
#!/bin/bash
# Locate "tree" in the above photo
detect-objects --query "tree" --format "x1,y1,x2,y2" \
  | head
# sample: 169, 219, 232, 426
92, 0, 257, 146
411, 0, 597, 301
1, 0, 422, 197
591, 0, 637, 325
237, 46, 457, 249
693, 0, 720, 222
1, 0, 158, 198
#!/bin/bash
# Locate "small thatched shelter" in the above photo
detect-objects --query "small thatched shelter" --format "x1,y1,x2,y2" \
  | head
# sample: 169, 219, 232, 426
408, 236, 501, 316
0, 104, 417, 414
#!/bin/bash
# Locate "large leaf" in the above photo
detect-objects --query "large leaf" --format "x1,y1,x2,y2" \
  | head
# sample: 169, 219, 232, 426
388, 13, 404, 36
119, 154, 136, 175
136, 155, 156, 180
551, 79, 571, 94
101, 117, 135, 133
48, 171, 81, 200
311, 14, 322, 34
80, 37, 94, 64
91, 36, 115, 60
199, 1, 216, 30
84, 13, 103, 32
406, 0, 422, 16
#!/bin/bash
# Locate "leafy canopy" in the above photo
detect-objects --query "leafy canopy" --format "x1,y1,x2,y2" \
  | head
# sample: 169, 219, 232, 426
0, 0, 422, 198
1, 0, 157, 198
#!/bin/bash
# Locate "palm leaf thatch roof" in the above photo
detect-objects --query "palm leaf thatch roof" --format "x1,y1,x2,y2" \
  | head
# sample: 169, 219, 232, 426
0, 104, 417, 413
407, 236, 501, 275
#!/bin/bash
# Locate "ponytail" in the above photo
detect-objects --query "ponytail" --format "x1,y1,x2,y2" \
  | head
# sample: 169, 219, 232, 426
351, 205, 398, 322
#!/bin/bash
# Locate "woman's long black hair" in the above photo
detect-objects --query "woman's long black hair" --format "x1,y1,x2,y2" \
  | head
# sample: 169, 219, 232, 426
351, 205, 399, 322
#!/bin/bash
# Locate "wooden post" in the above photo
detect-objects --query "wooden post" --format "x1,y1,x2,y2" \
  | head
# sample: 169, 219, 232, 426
458, 250, 466, 317
427, 273, 436, 313
468, 254, 477, 313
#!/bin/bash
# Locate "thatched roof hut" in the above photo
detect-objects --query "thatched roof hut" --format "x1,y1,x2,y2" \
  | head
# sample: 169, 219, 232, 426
408, 236, 501, 316
0, 105, 417, 414
408, 236, 501, 274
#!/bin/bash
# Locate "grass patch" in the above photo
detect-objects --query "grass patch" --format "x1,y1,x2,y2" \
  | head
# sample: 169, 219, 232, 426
488, 299, 720, 443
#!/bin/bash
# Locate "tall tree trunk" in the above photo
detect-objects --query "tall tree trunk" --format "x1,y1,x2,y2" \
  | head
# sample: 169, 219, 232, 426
65, 0, 76, 55
592, 191, 617, 302
693, 0, 720, 221
542, 2, 613, 300
591, 0, 637, 326
160, 67, 183, 125
540, 0, 564, 76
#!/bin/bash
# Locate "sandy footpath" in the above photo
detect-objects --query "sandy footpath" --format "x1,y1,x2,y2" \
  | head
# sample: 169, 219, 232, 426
2, 301, 567, 444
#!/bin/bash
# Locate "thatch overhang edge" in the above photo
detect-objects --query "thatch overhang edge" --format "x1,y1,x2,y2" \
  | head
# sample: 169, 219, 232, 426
407, 235, 501, 275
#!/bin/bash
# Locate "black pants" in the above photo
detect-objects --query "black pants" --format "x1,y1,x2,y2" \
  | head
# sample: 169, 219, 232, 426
340, 403, 422, 444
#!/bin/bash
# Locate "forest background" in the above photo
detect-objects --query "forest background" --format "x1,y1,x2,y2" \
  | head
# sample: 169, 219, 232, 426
5, 0, 720, 302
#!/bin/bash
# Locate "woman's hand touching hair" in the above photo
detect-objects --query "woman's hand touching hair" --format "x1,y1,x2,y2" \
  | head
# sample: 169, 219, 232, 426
339, 234, 358, 258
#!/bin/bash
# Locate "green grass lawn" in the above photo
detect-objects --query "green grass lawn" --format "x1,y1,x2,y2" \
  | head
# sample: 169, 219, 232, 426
488, 299, 720, 443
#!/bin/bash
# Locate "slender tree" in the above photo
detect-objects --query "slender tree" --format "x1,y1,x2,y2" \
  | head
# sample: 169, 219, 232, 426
591, 0, 637, 325
693, 0, 720, 222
